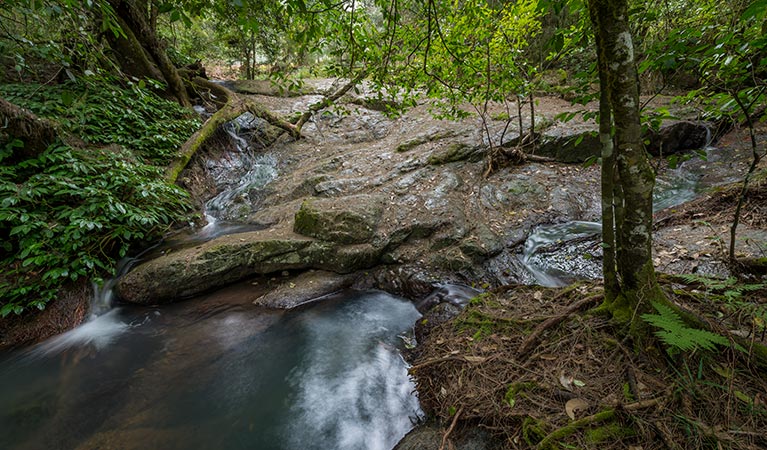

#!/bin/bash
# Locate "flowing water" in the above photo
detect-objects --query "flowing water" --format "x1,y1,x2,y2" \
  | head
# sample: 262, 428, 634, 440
519, 144, 721, 285
0, 290, 422, 450
0, 113, 424, 450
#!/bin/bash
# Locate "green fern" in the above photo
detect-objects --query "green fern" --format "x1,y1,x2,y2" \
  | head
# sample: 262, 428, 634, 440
642, 302, 729, 353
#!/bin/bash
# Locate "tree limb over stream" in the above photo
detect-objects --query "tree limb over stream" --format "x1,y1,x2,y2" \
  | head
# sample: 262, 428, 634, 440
166, 77, 302, 184
166, 76, 369, 184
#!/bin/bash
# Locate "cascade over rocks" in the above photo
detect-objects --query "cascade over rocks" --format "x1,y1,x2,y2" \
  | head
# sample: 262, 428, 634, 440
116, 86, 752, 307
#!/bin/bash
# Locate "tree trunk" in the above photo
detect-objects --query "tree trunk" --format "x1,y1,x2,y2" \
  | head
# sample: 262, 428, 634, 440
589, 0, 663, 326
588, 4, 619, 302
107, 13, 165, 82
108, 0, 191, 108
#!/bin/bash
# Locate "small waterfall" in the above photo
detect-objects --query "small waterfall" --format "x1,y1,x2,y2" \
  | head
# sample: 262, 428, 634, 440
25, 258, 139, 358
204, 153, 278, 221
520, 221, 603, 287
202, 117, 279, 223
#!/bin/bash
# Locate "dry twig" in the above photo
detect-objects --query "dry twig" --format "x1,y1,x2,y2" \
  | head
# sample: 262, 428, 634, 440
518, 294, 603, 357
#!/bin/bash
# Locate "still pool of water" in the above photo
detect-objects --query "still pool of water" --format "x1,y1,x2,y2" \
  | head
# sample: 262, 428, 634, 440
0, 290, 422, 450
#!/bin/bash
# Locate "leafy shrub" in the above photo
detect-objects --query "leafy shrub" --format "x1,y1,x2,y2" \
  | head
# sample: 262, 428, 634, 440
0, 78, 198, 315
0, 77, 200, 164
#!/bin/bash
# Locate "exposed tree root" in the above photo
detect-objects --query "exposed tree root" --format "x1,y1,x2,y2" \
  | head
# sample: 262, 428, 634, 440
439, 406, 462, 450
483, 142, 556, 178
518, 294, 603, 358
537, 398, 663, 449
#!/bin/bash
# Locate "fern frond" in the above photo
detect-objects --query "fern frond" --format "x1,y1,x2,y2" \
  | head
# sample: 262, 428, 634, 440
642, 302, 729, 353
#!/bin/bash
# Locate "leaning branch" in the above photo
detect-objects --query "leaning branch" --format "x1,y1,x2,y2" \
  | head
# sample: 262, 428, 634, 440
166, 79, 300, 183
294, 72, 367, 131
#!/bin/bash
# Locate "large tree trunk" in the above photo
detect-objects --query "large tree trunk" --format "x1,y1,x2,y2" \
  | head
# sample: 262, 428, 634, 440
0, 96, 58, 160
107, 13, 165, 82
107, 0, 191, 108
589, 0, 663, 326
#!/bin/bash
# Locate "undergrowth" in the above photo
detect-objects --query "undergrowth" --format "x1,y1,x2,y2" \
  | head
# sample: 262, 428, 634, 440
0, 77, 199, 315
410, 283, 767, 449
0, 77, 199, 164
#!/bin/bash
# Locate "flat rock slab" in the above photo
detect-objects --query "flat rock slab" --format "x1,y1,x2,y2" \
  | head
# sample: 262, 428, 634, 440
253, 270, 356, 309
116, 228, 382, 305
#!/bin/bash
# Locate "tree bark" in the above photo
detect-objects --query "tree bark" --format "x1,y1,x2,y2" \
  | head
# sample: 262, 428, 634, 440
108, 0, 191, 108
106, 12, 165, 82
588, 4, 619, 302
0, 96, 58, 159
589, 0, 663, 325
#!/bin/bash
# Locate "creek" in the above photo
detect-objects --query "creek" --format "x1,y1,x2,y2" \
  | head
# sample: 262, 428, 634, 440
0, 112, 735, 449
519, 143, 737, 286
0, 118, 422, 450
0, 291, 422, 450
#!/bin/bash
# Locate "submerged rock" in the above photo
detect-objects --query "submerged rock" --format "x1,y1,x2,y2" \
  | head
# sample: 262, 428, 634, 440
253, 270, 356, 308
395, 424, 495, 450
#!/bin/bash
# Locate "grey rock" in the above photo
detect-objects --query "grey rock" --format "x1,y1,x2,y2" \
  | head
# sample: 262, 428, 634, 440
293, 194, 385, 244
253, 270, 356, 308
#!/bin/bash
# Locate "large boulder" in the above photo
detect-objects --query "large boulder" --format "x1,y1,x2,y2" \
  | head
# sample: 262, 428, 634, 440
537, 131, 600, 163
293, 194, 385, 244
534, 121, 713, 162
116, 228, 382, 305
645, 121, 711, 156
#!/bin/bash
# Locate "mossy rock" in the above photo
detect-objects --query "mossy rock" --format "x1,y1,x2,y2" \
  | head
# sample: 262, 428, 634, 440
459, 223, 504, 260
585, 423, 636, 444
537, 131, 601, 163
428, 143, 485, 165
293, 194, 385, 244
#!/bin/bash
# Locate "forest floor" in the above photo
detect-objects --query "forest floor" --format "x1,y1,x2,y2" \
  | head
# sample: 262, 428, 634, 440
403, 170, 767, 449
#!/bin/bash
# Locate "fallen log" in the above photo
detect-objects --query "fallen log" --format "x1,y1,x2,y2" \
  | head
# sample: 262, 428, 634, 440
0, 96, 58, 159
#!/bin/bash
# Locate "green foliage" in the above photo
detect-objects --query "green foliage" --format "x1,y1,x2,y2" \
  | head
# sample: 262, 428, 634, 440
0, 79, 197, 316
642, 302, 729, 354
672, 273, 767, 332
0, 0, 123, 82
0, 78, 199, 164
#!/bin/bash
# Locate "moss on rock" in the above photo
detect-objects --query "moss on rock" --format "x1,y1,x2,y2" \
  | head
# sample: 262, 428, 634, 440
293, 195, 385, 244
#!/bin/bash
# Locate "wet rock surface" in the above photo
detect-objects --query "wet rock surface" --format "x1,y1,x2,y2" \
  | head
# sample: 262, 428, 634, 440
118, 82, 763, 307
253, 270, 356, 308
